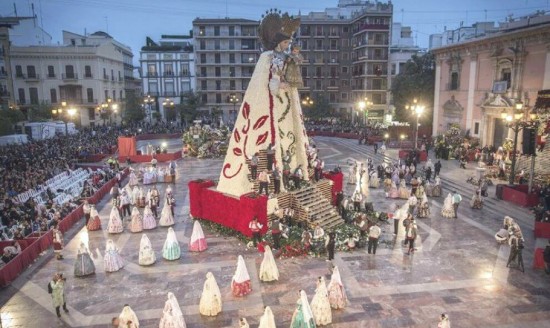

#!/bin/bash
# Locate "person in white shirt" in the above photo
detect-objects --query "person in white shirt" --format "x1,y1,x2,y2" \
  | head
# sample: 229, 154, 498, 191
249, 217, 263, 247
258, 169, 270, 195
368, 224, 381, 254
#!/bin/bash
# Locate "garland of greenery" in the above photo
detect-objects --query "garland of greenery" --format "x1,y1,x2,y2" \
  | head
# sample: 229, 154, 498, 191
195, 209, 390, 259
277, 92, 291, 123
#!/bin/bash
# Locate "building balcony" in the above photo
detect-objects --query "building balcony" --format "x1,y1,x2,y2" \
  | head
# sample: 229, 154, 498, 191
162, 91, 177, 97
84, 98, 98, 104
102, 74, 110, 80
46, 74, 56, 79
118, 77, 124, 82
24, 74, 40, 82
83, 73, 93, 79
62, 73, 79, 80
15, 74, 25, 79
353, 24, 390, 34
0, 72, 7, 79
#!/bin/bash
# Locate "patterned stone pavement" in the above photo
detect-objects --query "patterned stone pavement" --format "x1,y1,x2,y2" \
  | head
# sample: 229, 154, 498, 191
1, 136, 550, 328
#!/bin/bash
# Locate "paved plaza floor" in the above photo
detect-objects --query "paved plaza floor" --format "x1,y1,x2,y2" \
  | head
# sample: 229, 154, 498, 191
1, 137, 550, 328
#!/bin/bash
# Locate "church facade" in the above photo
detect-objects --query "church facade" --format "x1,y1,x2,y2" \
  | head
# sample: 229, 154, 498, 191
431, 17, 550, 147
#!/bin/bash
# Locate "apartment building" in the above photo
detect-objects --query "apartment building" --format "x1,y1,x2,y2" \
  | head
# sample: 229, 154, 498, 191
140, 35, 195, 120
9, 30, 133, 126
192, 0, 393, 123
192, 18, 259, 123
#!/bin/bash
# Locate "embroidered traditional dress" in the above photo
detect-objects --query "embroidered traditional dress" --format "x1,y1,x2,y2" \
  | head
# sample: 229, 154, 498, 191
432, 177, 442, 197
132, 186, 140, 205
74, 243, 95, 277
388, 182, 399, 199
310, 276, 332, 326
399, 179, 410, 199
327, 266, 347, 310
159, 292, 186, 328
128, 171, 139, 187
369, 171, 380, 188
118, 305, 139, 328
441, 193, 455, 218
231, 255, 252, 297
417, 194, 430, 218
107, 206, 123, 234
259, 245, 279, 282
103, 239, 124, 272
199, 272, 222, 316
130, 207, 143, 233
162, 227, 181, 260
258, 306, 277, 328
87, 206, 102, 231
138, 234, 156, 266
290, 290, 316, 328
137, 187, 146, 208
142, 205, 157, 230
159, 201, 175, 227
424, 181, 434, 197
189, 220, 208, 252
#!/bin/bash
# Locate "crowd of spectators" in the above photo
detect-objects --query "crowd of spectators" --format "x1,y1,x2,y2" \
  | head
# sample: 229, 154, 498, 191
0, 121, 183, 252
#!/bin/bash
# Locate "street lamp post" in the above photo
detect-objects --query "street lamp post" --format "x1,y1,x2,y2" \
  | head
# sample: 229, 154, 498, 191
228, 94, 240, 123
405, 99, 425, 149
162, 98, 175, 122
143, 94, 155, 123
356, 98, 373, 126
502, 101, 538, 186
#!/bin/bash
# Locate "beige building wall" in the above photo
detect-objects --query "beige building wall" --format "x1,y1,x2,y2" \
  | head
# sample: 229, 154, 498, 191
432, 24, 550, 148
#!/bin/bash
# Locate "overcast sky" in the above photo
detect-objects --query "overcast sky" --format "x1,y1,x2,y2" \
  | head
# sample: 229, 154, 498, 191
2, 0, 549, 64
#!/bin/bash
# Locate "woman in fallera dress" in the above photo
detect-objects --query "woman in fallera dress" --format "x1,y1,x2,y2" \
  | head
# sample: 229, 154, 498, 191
290, 290, 316, 328
399, 179, 410, 199
424, 180, 433, 197
417, 194, 430, 218
327, 266, 347, 310
104, 239, 124, 273
470, 189, 483, 209
74, 242, 95, 277
118, 304, 139, 328
388, 181, 399, 199
137, 187, 146, 208
128, 170, 139, 187
138, 233, 156, 266
199, 272, 222, 316
231, 255, 252, 297
130, 206, 143, 233
107, 206, 123, 234
310, 276, 332, 326
162, 227, 181, 260
87, 205, 101, 231
159, 198, 175, 227
189, 220, 207, 252
132, 185, 140, 205
369, 171, 380, 188
142, 204, 157, 230
441, 193, 455, 218
258, 306, 276, 328
384, 177, 392, 193
159, 292, 186, 328
259, 245, 279, 282
432, 177, 442, 197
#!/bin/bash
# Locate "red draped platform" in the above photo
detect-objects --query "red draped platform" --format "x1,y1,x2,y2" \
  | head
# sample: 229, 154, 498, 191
0, 168, 128, 287
534, 248, 545, 269
188, 172, 344, 237
535, 222, 550, 239
119, 151, 182, 163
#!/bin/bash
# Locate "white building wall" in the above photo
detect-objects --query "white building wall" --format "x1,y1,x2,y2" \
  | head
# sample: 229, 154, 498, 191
9, 18, 52, 46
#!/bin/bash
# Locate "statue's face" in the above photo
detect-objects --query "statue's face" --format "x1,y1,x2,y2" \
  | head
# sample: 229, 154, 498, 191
278, 40, 290, 52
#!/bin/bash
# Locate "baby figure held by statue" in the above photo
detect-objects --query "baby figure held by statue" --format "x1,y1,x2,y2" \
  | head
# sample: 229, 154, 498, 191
284, 44, 304, 88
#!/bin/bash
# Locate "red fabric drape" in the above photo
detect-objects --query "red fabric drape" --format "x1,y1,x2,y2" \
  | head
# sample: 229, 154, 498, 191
534, 248, 545, 269
323, 172, 344, 205
535, 222, 550, 239
188, 180, 268, 237
118, 137, 137, 157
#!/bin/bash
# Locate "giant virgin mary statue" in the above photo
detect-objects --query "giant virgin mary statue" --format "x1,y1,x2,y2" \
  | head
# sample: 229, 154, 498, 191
217, 11, 309, 197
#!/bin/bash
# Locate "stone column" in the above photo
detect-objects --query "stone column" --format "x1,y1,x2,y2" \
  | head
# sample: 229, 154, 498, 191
432, 59, 442, 136
466, 54, 477, 132
543, 44, 550, 89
